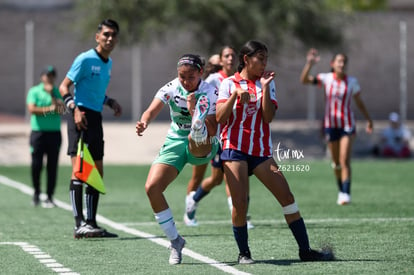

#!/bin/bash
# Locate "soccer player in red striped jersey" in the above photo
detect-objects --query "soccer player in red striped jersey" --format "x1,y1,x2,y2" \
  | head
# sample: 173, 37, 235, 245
217, 40, 334, 264
300, 48, 373, 205
184, 46, 254, 229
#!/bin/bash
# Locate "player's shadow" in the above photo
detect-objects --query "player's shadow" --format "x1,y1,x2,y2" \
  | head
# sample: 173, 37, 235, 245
254, 259, 301, 266
180, 233, 233, 238
256, 258, 385, 265
117, 235, 164, 241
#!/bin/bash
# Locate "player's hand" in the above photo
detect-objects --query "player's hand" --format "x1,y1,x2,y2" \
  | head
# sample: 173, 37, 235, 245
111, 100, 122, 117
136, 121, 148, 136
186, 93, 196, 115
260, 71, 275, 87
53, 99, 66, 115
306, 48, 320, 65
74, 108, 87, 130
235, 88, 250, 104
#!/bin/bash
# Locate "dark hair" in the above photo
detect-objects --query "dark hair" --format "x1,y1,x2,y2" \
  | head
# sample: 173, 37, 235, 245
219, 45, 236, 59
41, 65, 56, 77
237, 40, 268, 72
202, 63, 221, 79
177, 54, 205, 71
98, 19, 119, 34
330, 53, 348, 72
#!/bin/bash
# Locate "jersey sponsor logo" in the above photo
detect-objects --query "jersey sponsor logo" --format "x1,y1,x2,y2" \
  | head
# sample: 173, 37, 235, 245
176, 122, 191, 130
246, 102, 258, 116
91, 65, 101, 77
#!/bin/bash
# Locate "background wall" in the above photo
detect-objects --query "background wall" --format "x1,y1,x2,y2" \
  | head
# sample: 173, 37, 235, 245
0, 5, 413, 122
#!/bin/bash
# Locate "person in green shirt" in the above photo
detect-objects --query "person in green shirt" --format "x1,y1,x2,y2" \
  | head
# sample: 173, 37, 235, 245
26, 66, 65, 208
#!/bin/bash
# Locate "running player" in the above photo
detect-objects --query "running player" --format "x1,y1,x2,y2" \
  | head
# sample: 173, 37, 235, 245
184, 46, 254, 229
217, 40, 334, 264
136, 54, 219, 265
300, 48, 373, 205
59, 19, 122, 238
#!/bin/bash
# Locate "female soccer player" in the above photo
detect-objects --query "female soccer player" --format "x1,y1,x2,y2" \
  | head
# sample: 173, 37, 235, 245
136, 54, 219, 265
217, 40, 334, 264
300, 48, 373, 205
184, 46, 250, 226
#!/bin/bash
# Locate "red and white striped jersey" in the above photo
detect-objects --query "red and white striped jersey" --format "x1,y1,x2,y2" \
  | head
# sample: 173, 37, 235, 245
205, 70, 228, 90
217, 72, 278, 157
317, 72, 360, 131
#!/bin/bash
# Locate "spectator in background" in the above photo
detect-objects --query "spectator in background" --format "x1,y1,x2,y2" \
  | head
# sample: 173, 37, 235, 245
26, 66, 64, 208
378, 112, 411, 158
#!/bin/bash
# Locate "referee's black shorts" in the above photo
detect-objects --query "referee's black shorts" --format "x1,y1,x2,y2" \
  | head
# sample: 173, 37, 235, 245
67, 106, 104, 160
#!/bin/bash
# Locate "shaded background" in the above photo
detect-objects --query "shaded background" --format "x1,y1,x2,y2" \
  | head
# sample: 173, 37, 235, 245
0, 0, 413, 122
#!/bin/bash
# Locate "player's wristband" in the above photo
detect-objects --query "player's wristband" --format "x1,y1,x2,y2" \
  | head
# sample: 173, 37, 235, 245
63, 94, 75, 114
104, 95, 115, 108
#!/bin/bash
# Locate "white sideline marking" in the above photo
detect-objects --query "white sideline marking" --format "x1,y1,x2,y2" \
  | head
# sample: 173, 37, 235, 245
0, 175, 251, 275
0, 242, 79, 275
122, 217, 414, 227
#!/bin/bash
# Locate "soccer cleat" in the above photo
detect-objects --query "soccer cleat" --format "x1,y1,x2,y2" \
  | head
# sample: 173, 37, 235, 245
247, 215, 254, 230
190, 95, 210, 143
73, 223, 102, 239
32, 194, 40, 207
247, 220, 255, 230
299, 248, 335, 262
190, 124, 208, 144
183, 213, 199, 227
185, 191, 198, 218
169, 235, 186, 265
41, 198, 56, 208
337, 192, 351, 205
238, 251, 255, 264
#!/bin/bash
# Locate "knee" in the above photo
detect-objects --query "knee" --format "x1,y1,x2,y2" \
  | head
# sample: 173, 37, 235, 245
331, 162, 341, 171
211, 175, 224, 186
280, 192, 295, 207
145, 181, 162, 197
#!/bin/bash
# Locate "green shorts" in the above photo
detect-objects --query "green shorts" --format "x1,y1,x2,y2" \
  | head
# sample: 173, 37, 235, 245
153, 136, 219, 173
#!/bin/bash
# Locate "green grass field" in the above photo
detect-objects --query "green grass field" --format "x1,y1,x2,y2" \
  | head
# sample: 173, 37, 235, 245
0, 159, 413, 274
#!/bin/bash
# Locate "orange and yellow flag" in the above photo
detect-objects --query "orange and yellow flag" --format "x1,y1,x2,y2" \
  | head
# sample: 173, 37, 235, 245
74, 138, 106, 194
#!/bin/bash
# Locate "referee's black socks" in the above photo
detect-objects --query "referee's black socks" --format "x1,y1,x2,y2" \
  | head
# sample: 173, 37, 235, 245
70, 180, 84, 228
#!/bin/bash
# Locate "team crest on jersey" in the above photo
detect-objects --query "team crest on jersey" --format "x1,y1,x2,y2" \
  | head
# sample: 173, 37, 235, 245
163, 92, 170, 101
246, 102, 258, 116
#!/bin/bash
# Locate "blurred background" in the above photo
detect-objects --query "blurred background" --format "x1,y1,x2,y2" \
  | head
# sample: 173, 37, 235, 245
0, 0, 413, 122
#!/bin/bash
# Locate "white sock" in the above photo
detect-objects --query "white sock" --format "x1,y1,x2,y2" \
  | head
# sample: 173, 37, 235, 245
154, 208, 178, 240
227, 196, 233, 213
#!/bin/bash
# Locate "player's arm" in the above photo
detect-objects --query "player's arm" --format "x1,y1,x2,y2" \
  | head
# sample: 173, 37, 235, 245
216, 88, 248, 124
104, 95, 122, 117
300, 48, 320, 84
261, 71, 276, 123
59, 76, 87, 130
205, 114, 218, 137
27, 103, 57, 115
353, 92, 373, 134
136, 98, 164, 136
